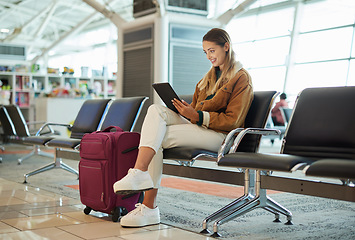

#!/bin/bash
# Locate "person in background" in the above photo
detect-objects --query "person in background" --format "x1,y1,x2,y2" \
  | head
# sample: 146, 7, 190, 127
271, 93, 288, 126
113, 28, 254, 228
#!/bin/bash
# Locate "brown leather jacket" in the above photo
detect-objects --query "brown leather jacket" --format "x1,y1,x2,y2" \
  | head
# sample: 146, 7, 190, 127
191, 68, 253, 133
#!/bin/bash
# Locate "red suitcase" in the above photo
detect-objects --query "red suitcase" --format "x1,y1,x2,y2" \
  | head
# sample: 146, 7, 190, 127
78, 126, 142, 222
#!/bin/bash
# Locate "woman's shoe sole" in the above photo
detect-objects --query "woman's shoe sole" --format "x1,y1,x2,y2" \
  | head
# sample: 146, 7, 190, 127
115, 188, 153, 195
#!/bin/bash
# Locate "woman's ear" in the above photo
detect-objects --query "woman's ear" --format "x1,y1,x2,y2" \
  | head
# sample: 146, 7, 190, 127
224, 42, 230, 52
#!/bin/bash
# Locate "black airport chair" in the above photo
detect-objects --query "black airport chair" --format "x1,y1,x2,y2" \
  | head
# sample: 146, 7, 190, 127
213, 86, 355, 237
22, 99, 111, 182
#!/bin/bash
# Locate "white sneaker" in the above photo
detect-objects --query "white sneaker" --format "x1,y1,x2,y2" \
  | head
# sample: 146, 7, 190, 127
120, 203, 160, 227
113, 168, 154, 195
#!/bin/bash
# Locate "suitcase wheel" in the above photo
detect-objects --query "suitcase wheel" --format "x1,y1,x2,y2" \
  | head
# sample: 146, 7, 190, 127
121, 207, 128, 216
112, 207, 123, 222
111, 192, 144, 222
84, 206, 92, 215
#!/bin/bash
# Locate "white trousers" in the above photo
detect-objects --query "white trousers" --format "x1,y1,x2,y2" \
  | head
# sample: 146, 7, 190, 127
139, 104, 226, 188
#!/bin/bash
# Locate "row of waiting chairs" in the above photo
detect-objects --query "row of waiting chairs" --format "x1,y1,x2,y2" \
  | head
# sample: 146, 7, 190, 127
162, 87, 355, 237
1, 105, 58, 163
163, 90, 281, 237
163, 91, 280, 163
209, 86, 355, 236
3, 87, 354, 237
0, 97, 148, 183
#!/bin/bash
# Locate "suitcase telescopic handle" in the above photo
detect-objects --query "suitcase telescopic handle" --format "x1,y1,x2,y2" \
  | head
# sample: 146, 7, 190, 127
101, 126, 123, 132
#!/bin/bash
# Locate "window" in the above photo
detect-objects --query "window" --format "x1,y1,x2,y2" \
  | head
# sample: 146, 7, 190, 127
286, 61, 349, 95
48, 24, 117, 78
226, 5, 293, 93
296, 27, 353, 63
249, 66, 286, 92
236, 37, 290, 68
300, 0, 355, 32
227, 7, 294, 42
227, 0, 355, 98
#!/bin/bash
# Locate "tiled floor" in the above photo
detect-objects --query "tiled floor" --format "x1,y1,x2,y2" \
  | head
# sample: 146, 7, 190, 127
0, 139, 283, 239
0, 177, 213, 239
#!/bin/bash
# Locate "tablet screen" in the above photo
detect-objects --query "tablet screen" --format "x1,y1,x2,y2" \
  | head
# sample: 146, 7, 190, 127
152, 83, 181, 113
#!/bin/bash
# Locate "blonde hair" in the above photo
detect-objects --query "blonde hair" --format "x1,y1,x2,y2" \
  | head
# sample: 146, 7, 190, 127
198, 28, 238, 95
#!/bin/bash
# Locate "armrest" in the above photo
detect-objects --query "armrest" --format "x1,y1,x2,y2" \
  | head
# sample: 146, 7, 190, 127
27, 121, 53, 135
35, 122, 73, 136
217, 127, 281, 161
217, 128, 244, 160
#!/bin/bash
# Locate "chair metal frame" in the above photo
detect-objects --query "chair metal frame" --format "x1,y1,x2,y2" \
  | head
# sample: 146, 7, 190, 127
23, 96, 149, 182
17, 120, 57, 164
202, 93, 301, 236
200, 127, 285, 237
208, 86, 355, 237
23, 99, 112, 183
163, 91, 280, 166
23, 123, 80, 183
3, 105, 56, 164
161, 91, 281, 237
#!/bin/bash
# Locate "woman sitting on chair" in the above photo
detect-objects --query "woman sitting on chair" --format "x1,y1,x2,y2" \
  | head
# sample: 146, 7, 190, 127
113, 28, 254, 227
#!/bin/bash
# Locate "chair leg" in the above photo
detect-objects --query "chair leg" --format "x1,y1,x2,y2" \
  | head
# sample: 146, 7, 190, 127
265, 196, 293, 224
210, 170, 293, 237
1, 145, 4, 163
18, 145, 53, 165
59, 162, 79, 176
24, 161, 56, 183
23, 148, 78, 183
263, 207, 282, 222
201, 194, 254, 234
211, 196, 261, 237
201, 169, 255, 234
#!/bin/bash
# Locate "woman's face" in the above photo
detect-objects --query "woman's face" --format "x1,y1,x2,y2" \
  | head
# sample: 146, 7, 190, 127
203, 41, 229, 70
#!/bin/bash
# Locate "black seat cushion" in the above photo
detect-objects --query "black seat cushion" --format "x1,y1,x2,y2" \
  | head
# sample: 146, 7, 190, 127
163, 147, 217, 160
70, 99, 111, 139
100, 96, 146, 131
23, 136, 54, 145
4, 105, 30, 137
0, 106, 16, 136
283, 87, 355, 159
16, 99, 110, 147
163, 91, 278, 161
219, 152, 315, 172
237, 91, 278, 153
306, 159, 355, 180
46, 138, 81, 149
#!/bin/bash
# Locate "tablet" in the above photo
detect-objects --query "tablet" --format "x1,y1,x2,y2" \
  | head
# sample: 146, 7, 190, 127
152, 82, 181, 113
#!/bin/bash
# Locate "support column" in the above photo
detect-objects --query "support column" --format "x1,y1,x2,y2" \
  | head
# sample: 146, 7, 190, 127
283, 1, 303, 93
116, 27, 123, 98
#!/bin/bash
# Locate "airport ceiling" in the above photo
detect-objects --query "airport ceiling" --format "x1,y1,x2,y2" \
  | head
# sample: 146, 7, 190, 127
0, 0, 293, 62
1, 0, 137, 61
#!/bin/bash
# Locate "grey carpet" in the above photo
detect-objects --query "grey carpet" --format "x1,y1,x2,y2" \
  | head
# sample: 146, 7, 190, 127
1, 145, 355, 239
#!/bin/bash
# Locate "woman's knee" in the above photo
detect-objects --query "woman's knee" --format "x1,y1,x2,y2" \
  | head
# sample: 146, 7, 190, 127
147, 104, 164, 112
146, 104, 171, 121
